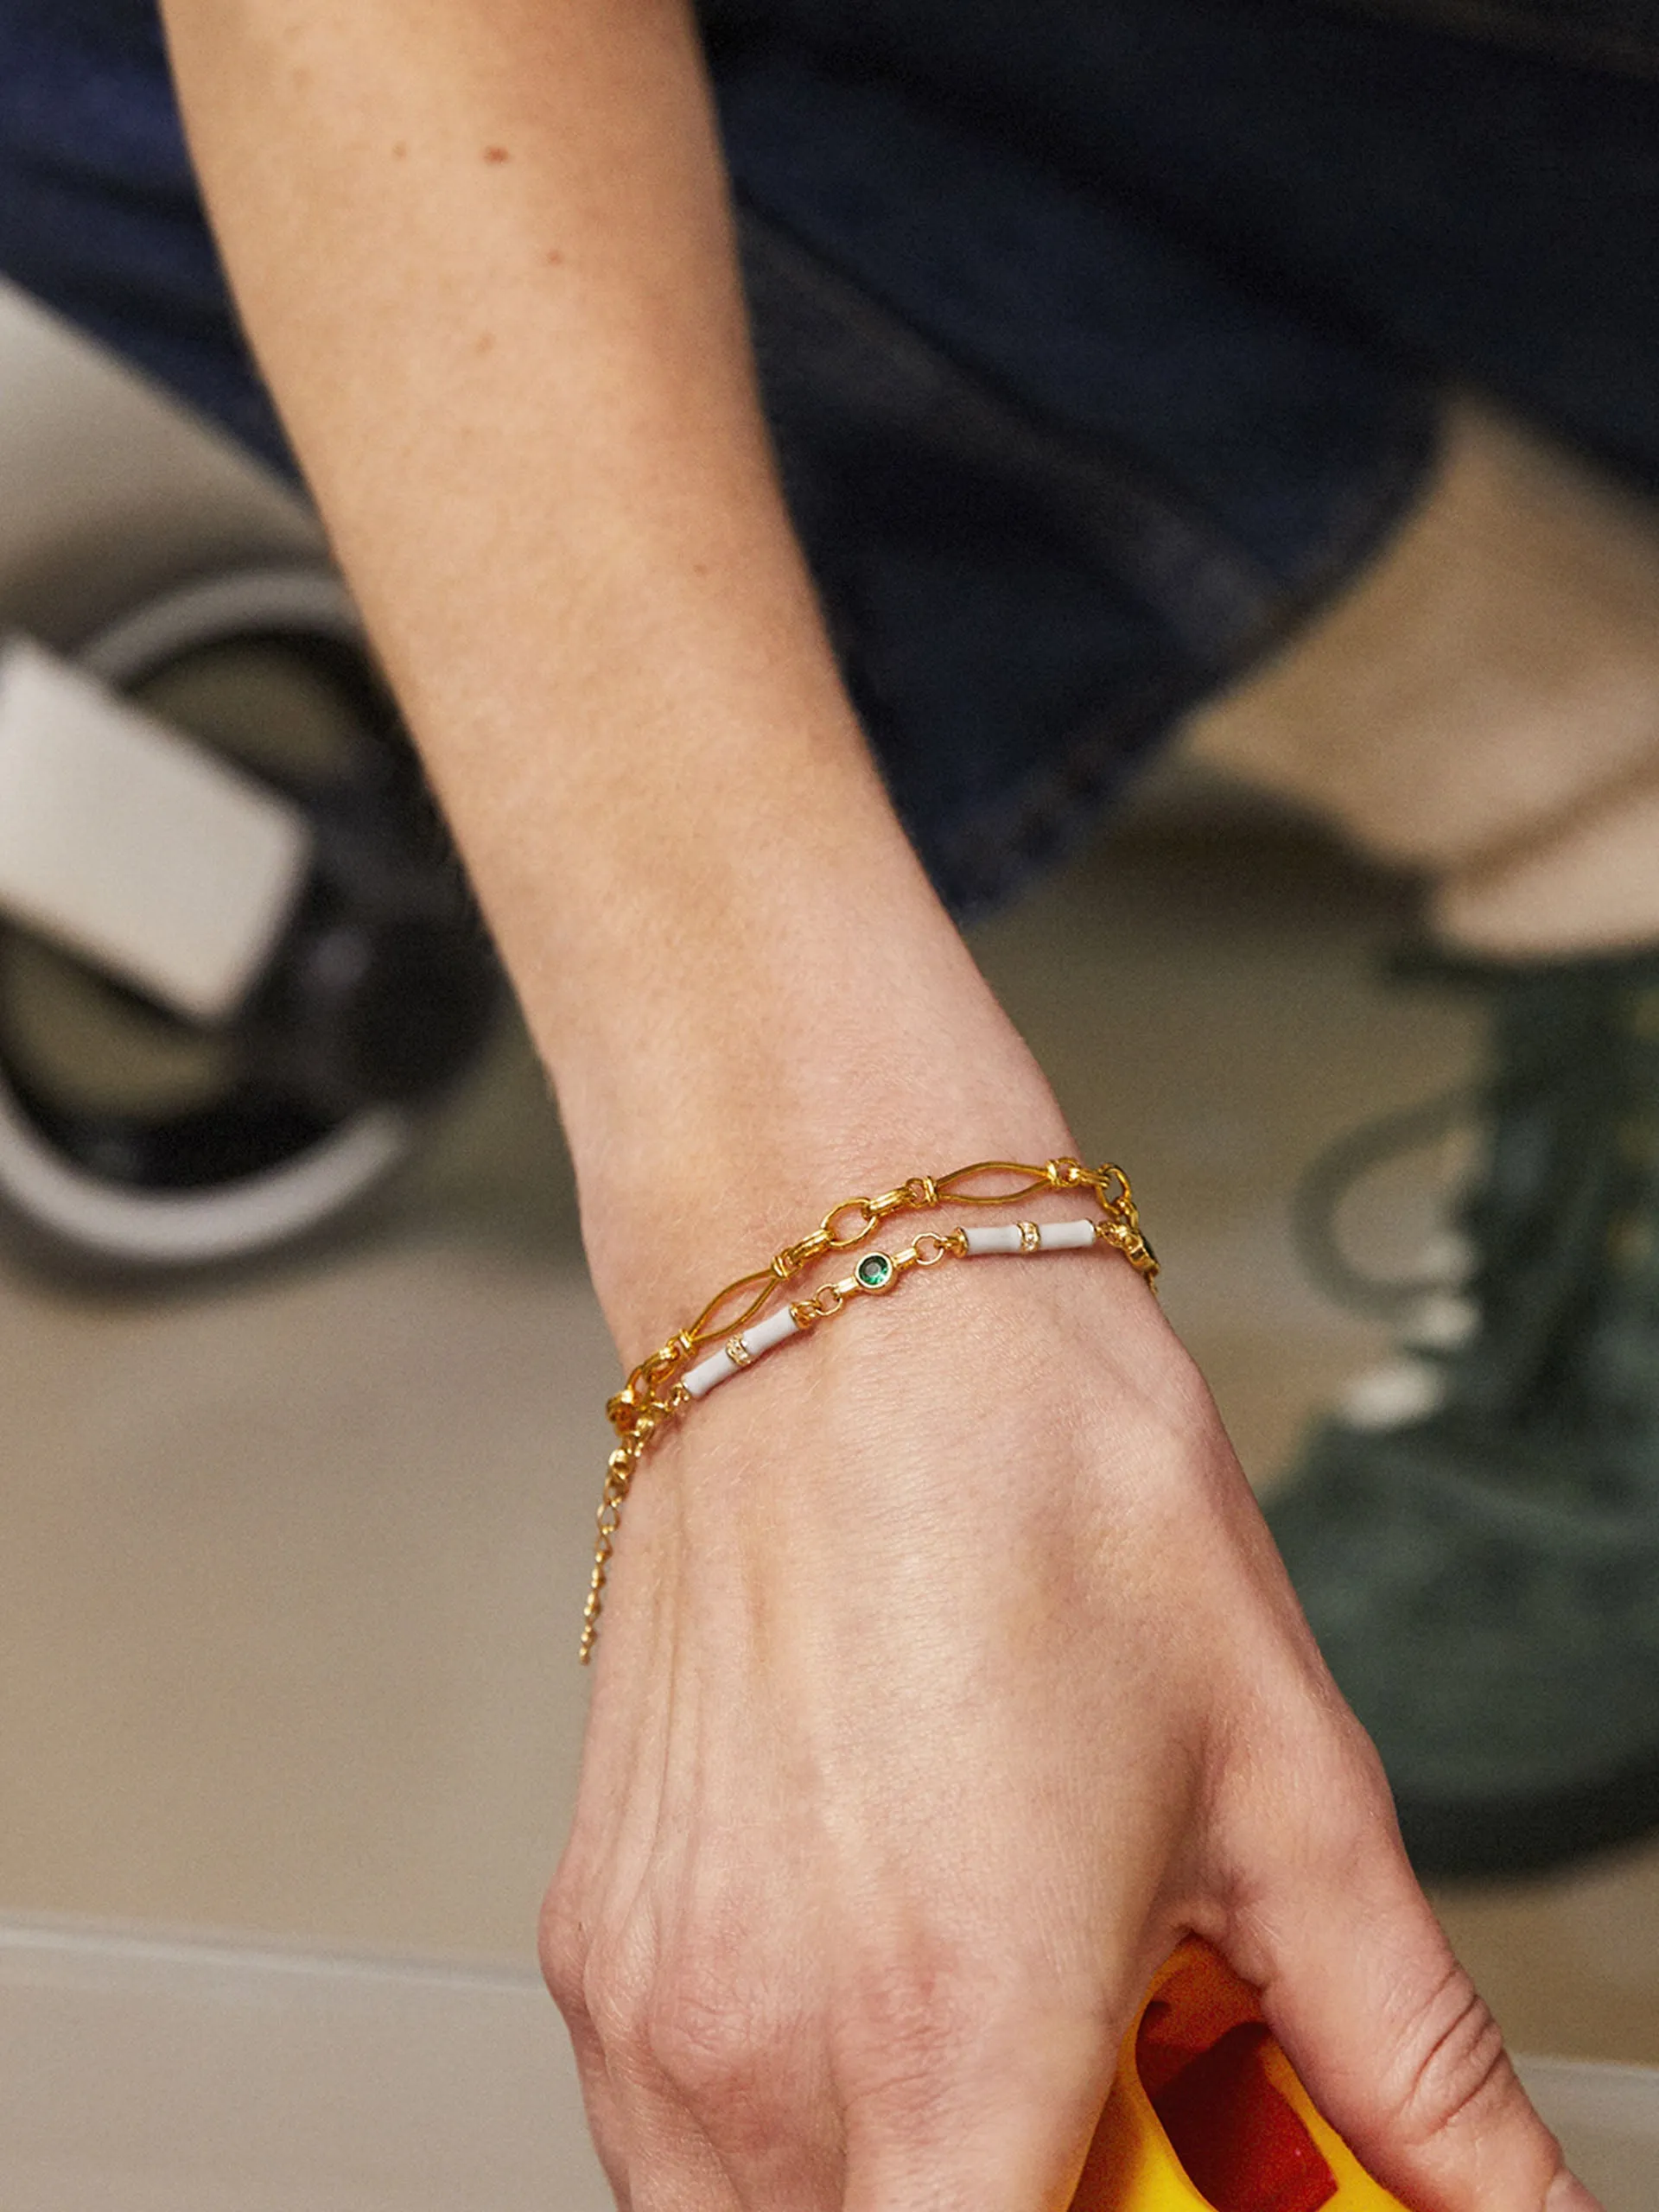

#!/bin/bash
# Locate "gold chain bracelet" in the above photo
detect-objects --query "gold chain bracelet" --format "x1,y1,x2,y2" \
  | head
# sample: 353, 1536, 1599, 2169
581, 1157, 1156, 1662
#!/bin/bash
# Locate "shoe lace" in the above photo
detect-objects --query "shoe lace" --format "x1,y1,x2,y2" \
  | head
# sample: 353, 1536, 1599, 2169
1294, 950, 1650, 1433
1293, 1083, 1478, 1319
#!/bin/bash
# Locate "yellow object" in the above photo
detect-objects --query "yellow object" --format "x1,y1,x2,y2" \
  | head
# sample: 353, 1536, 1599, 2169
1076, 1942, 1408, 2212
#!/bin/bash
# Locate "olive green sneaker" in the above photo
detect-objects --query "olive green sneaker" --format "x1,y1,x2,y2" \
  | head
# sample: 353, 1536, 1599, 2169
1268, 947, 1659, 1878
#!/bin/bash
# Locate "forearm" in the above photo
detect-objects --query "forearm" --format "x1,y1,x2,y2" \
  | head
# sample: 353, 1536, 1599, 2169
158, 0, 1063, 1338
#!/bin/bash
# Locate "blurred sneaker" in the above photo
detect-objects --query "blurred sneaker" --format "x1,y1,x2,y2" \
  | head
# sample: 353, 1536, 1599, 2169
1269, 946, 1659, 1878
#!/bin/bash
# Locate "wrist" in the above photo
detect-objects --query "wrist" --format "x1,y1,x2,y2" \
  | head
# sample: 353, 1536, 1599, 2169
566, 1000, 1077, 1355
470, 698, 1078, 1344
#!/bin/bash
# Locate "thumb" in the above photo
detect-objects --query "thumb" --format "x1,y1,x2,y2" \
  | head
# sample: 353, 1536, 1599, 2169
1240, 1808, 1599, 2212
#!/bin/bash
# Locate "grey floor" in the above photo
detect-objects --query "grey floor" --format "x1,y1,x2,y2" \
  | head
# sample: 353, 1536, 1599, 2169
4, 800, 1659, 2073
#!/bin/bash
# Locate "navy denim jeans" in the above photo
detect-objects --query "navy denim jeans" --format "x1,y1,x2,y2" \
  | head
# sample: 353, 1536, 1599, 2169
3, 0, 1656, 912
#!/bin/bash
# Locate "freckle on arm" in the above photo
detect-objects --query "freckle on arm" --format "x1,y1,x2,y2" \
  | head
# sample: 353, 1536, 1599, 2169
483, 145, 510, 163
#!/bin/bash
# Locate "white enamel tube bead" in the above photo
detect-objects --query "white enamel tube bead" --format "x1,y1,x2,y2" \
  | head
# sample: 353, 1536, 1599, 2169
962, 1218, 1098, 1255
1035, 1218, 1099, 1250
744, 1307, 804, 1357
682, 1304, 803, 1399
962, 1223, 1023, 1255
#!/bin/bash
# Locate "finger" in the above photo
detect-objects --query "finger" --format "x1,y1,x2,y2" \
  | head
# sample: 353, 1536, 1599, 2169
610, 2057, 746, 2212
1238, 1793, 1597, 2210
542, 1865, 734, 2211
563, 2004, 635, 2209
569, 1936, 747, 2212
541, 1899, 633, 2205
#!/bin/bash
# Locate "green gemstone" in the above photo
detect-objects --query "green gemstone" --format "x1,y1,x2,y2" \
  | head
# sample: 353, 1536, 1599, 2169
856, 1252, 894, 1290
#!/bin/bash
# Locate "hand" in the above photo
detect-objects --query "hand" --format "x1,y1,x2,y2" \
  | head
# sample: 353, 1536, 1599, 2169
543, 1192, 1589, 2211
151, 27, 1589, 2196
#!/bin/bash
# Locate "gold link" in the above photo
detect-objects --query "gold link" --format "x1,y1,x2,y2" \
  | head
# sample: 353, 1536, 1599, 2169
1095, 1211, 1160, 1287
772, 1228, 831, 1279
685, 1266, 779, 1347
931, 1159, 1053, 1207
870, 1185, 915, 1218
821, 1197, 880, 1248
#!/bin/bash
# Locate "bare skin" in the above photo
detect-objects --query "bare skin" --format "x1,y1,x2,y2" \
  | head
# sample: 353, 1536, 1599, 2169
159, 3, 1595, 2204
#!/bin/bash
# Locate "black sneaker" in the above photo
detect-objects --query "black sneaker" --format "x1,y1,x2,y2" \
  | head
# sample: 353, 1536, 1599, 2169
1268, 946, 1659, 1879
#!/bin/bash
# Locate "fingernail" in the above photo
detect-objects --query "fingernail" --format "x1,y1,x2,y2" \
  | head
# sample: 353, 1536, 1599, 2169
1547, 2171, 1605, 2212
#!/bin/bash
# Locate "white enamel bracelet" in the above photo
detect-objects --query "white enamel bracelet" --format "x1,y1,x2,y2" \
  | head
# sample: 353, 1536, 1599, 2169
683, 1304, 804, 1397
681, 1218, 1111, 1401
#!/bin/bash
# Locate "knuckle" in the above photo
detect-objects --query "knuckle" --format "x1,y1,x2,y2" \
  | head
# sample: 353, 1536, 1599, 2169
645, 1950, 778, 2111
1392, 1961, 1518, 2146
